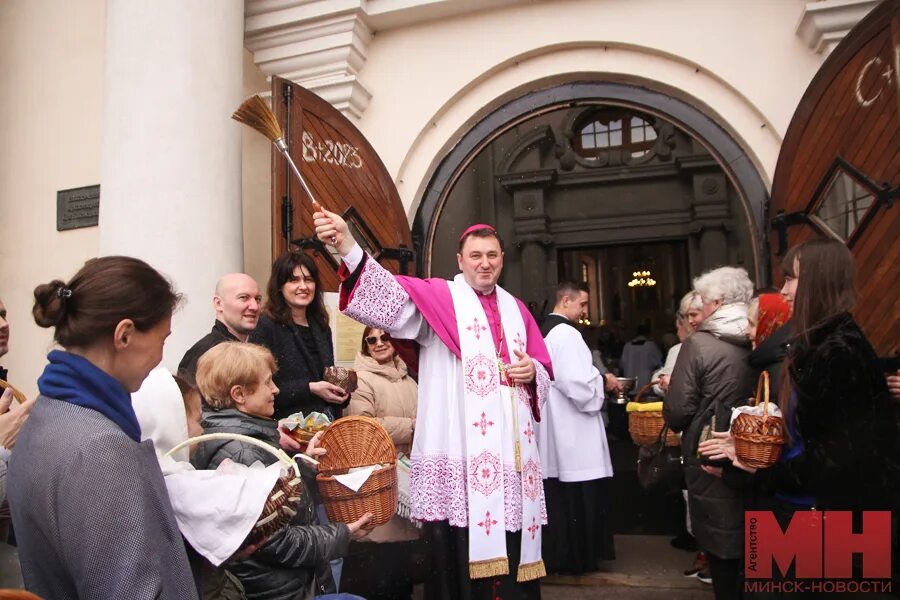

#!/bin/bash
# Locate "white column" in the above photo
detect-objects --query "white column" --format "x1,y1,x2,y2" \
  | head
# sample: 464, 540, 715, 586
100, 0, 245, 369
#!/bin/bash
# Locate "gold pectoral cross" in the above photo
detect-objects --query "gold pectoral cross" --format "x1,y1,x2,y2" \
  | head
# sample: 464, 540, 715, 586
497, 354, 522, 472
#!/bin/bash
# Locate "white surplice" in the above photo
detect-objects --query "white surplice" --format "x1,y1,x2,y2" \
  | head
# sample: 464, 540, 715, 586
537, 315, 613, 482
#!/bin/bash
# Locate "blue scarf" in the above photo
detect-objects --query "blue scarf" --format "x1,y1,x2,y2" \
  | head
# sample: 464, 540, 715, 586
38, 350, 141, 442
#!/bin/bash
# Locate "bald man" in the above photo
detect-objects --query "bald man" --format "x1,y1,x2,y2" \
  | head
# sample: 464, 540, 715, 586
178, 273, 262, 380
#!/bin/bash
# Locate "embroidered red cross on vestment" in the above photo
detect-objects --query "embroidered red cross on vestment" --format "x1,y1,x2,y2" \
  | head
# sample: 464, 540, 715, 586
473, 411, 495, 436
513, 332, 525, 354
478, 510, 498, 536
527, 516, 540, 539
466, 316, 487, 340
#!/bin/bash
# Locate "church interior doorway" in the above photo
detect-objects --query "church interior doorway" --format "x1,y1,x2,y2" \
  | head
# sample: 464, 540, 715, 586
557, 239, 692, 357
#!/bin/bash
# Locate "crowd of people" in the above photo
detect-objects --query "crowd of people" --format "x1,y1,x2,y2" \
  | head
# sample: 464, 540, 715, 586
0, 220, 898, 600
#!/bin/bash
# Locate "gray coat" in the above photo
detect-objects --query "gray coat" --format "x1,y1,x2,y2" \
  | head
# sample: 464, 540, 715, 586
8, 396, 198, 600
664, 330, 753, 560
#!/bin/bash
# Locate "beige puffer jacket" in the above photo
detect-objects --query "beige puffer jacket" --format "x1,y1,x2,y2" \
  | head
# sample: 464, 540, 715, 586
349, 352, 417, 455
347, 351, 419, 542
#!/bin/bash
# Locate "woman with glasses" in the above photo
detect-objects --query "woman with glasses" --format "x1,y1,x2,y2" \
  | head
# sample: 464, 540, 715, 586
349, 328, 417, 454
340, 326, 421, 600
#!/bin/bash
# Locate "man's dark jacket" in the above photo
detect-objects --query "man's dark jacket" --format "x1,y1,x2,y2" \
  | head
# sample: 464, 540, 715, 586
178, 321, 239, 379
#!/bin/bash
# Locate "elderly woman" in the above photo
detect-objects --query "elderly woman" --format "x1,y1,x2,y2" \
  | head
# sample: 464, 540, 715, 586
341, 327, 421, 600
9, 256, 196, 600
653, 291, 701, 395
191, 342, 370, 600
348, 328, 417, 453
663, 266, 754, 600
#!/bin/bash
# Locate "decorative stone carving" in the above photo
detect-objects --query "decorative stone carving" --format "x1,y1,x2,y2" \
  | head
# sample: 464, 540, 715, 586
796, 0, 878, 55
244, 0, 535, 118
244, 4, 374, 118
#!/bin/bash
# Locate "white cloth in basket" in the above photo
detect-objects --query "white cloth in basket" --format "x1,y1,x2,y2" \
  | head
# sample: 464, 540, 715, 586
160, 456, 282, 566
333, 464, 384, 492
730, 403, 783, 425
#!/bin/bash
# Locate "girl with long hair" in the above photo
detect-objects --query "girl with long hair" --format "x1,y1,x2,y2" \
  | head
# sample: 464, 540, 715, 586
703, 238, 899, 514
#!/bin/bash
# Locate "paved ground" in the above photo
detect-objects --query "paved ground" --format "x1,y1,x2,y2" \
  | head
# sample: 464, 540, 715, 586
541, 534, 714, 599
5, 535, 713, 598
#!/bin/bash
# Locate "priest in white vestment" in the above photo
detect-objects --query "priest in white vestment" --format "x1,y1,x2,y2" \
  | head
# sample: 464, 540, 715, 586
314, 211, 553, 600
537, 282, 615, 574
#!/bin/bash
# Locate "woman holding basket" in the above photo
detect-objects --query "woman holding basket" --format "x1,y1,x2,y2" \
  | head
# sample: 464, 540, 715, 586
701, 239, 899, 518
663, 266, 755, 600
8, 256, 196, 600
192, 341, 371, 600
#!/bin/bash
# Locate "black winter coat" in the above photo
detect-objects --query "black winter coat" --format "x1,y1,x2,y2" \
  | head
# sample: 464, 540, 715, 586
664, 328, 754, 559
191, 409, 350, 600
178, 321, 240, 380
751, 313, 900, 511
249, 315, 347, 421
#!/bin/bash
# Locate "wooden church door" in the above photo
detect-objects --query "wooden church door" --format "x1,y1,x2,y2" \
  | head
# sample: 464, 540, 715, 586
270, 76, 414, 292
769, 0, 899, 356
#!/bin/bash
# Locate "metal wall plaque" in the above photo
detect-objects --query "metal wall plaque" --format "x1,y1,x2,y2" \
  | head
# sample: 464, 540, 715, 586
57, 185, 100, 231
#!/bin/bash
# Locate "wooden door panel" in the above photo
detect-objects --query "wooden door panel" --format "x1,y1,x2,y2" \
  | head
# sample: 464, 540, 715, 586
769, 0, 899, 355
271, 77, 414, 291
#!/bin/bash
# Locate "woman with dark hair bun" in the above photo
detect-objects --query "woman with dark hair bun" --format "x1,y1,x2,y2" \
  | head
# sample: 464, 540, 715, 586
8, 256, 197, 600
250, 252, 348, 421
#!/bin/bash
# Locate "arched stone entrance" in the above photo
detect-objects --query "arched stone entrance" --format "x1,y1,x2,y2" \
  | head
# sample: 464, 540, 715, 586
411, 79, 772, 547
413, 80, 770, 291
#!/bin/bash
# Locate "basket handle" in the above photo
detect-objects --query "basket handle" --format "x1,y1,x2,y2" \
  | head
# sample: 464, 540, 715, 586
163, 432, 318, 476
634, 380, 661, 403
753, 371, 771, 418
0, 379, 27, 405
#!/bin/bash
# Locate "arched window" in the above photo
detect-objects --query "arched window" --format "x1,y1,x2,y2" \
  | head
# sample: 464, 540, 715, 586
575, 109, 658, 158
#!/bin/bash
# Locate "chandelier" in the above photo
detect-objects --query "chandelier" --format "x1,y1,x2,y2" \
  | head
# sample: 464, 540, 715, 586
628, 270, 656, 288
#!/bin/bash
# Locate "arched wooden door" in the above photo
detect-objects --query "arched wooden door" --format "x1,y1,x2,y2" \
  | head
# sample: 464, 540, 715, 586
769, 0, 899, 355
270, 76, 414, 292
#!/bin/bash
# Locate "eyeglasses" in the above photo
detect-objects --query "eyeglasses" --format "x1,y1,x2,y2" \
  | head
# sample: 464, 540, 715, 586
365, 334, 391, 346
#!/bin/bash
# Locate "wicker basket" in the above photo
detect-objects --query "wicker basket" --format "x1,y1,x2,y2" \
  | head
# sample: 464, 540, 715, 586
165, 433, 305, 553
0, 379, 27, 405
731, 371, 784, 469
628, 381, 680, 447
316, 415, 398, 526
